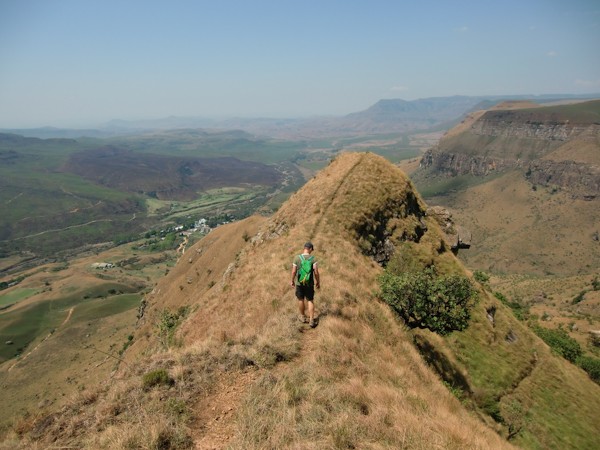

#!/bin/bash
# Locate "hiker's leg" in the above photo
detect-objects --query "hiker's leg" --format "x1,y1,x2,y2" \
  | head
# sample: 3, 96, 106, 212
297, 299, 306, 317
307, 299, 314, 321
305, 286, 315, 321
295, 284, 305, 317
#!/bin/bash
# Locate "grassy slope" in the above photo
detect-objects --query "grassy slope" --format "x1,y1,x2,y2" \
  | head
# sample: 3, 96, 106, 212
4, 152, 599, 449
2, 153, 511, 449
440, 294, 600, 449
424, 170, 600, 277
0, 135, 147, 255
0, 242, 179, 430
178, 152, 512, 449
409, 100, 600, 448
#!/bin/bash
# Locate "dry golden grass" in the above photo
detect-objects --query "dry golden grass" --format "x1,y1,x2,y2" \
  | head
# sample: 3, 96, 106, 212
434, 170, 600, 276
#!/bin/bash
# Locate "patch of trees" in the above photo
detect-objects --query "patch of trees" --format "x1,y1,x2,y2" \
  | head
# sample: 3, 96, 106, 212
0, 276, 24, 291
532, 325, 600, 384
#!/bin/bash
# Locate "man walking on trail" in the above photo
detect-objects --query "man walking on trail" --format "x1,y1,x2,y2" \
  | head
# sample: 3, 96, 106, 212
290, 241, 320, 328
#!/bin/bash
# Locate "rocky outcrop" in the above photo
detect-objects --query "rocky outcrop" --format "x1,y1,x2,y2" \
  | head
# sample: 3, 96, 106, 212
471, 112, 591, 141
420, 149, 520, 176
427, 206, 472, 253
526, 160, 600, 200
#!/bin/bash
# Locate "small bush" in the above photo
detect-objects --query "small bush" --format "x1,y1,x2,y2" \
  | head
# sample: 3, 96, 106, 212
379, 267, 477, 335
142, 368, 174, 390
156, 307, 189, 348
119, 334, 134, 356
473, 270, 490, 284
572, 290, 586, 305
577, 356, 600, 384
494, 292, 530, 321
533, 326, 582, 363
166, 397, 188, 419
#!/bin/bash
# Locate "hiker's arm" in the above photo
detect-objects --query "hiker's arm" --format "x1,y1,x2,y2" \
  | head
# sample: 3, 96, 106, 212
314, 266, 320, 289
290, 264, 297, 287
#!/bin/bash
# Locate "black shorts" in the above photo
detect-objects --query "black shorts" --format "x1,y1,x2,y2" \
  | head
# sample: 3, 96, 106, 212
295, 284, 315, 301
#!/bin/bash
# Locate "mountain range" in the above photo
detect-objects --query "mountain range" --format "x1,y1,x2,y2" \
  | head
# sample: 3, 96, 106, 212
4, 94, 600, 139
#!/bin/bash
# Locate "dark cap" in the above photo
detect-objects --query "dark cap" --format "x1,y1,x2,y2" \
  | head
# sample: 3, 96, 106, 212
304, 241, 314, 249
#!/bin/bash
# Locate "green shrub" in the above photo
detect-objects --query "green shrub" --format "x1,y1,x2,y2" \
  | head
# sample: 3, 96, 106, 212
572, 290, 586, 305
156, 307, 189, 348
118, 334, 134, 356
142, 368, 174, 390
533, 326, 582, 363
473, 270, 490, 284
494, 292, 530, 321
577, 356, 600, 384
379, 267, 477, 335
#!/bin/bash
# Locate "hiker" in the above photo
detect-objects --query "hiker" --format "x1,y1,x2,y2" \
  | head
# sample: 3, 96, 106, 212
290, 241, 320, 328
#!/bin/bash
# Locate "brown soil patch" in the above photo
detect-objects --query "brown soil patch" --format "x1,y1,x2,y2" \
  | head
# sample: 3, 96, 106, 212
192, 368, 261, 450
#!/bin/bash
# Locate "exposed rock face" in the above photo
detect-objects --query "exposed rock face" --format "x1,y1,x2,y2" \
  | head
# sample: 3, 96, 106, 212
470, 112, 591, 141
420, 150, 520, 177
525, 160, 600, 199
427, 206, 472, 252
420, 101, 600, 199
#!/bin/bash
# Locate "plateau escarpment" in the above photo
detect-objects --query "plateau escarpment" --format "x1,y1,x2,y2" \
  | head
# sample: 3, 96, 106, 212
421, 100, 600, 199
416, 100, 600, 277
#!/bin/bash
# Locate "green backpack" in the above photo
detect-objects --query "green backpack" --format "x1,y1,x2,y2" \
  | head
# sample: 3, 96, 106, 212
297, 254, 314, 285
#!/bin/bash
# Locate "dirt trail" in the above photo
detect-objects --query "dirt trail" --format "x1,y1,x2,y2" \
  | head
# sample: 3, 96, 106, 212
4, 219, 113, 242
309, 153, 364, 239
192, 369, 261, 450
61, 307, 74, 326
191, 313, 320, 449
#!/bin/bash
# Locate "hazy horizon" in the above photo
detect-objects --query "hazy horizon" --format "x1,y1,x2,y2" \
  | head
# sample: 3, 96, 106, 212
1, 0, 599, 128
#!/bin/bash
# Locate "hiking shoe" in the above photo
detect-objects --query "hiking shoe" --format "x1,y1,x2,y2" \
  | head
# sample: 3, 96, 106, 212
299, 315, 308, 323
309, 318, 316, 328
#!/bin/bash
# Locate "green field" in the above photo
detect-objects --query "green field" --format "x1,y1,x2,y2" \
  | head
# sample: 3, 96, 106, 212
71, 293, 141, 322
0, 287, 141, 363
413, 171, 504, 199
0, 288, 38, 308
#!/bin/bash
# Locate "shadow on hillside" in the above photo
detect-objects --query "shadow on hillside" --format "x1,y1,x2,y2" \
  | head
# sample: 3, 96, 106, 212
413, 334, 472, 395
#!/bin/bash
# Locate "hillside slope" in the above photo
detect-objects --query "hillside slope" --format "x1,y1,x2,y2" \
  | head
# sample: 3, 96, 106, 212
416, 100, 600, 276
5, 152, 599, 449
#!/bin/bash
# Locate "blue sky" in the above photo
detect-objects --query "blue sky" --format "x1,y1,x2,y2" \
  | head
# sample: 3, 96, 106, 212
1, 0, 599, 127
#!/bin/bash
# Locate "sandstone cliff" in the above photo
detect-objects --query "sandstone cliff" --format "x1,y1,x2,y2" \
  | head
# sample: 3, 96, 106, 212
421, 100, 600, 199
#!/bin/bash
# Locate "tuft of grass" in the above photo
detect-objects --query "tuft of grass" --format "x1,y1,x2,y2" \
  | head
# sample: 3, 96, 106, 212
142, 368, 174, 390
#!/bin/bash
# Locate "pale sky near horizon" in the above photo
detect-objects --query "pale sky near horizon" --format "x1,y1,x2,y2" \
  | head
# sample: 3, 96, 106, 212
1, 0, 599, 128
